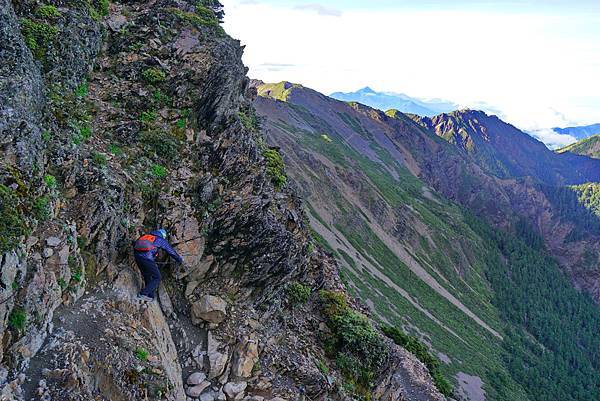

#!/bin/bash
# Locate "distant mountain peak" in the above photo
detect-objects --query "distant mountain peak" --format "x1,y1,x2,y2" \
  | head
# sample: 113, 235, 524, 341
358, 86, 376, 94
330, 87, 458, 117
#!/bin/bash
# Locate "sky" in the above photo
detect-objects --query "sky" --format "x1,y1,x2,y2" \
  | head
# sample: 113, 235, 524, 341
221, 0, 600, 147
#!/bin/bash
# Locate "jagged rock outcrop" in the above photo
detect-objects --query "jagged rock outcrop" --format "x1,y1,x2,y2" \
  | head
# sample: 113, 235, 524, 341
0, 1, 445, 401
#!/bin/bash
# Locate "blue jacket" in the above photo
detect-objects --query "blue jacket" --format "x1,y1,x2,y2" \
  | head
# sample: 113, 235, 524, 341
134, 230, 183, 264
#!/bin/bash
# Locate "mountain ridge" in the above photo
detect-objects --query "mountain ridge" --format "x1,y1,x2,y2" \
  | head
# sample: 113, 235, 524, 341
554, 123, 600, 140
557, 134, 600, 159
255, 80, 600, 401
409, 109, 600, 185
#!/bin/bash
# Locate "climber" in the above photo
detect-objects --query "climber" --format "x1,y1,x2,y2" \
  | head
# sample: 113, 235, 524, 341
133, 228, 183, 301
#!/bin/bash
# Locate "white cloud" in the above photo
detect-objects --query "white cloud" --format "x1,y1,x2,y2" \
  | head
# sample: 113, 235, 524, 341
221, 0, 600, 141
294, 3, 342, 17
528, 129, 577, 149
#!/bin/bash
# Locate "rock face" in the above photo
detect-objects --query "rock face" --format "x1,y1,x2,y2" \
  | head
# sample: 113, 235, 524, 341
0, 1, 445, 401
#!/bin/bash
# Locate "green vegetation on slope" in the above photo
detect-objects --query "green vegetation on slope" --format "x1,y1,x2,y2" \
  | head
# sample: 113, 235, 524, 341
569, 182, 600, 217
271, 120, 527, 400
556, 134, 600, 158
539, 184, 600, 240
263, 148, 287, 190
256, 82, 302, 102
320, 290, 389, 398
465, 212, 600, 401
264, 99, 600, 401
0, 184, 29, 254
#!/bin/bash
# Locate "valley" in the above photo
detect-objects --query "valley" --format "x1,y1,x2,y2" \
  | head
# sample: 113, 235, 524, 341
255, 81, 600, 401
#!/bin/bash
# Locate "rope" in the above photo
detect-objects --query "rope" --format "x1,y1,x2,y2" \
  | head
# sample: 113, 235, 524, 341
171, 236, 204, 246
153, 190, 160, 230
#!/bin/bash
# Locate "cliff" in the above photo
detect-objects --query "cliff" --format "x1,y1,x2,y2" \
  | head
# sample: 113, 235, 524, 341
0, 1, 445, 401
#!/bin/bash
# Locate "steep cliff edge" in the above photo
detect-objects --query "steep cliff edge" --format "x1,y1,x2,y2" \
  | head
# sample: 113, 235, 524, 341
0, 1, 445, 401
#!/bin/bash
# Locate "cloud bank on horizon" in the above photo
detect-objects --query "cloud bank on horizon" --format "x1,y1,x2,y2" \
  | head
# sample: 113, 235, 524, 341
222, 0, 600, 147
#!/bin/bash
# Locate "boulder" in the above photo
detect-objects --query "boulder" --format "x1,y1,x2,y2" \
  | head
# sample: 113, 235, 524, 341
223, 382, 247, 400
207, 332, 229, 379
186, 381, 211, 398
45, 237, 61, 247
186, 280, 200, 298
230, 336, 259, 378
208, 350, 228, 379
191, 344, 205, 369
187, 372, 207, 385
191, 295, 227, 324
200, 391, 216, 401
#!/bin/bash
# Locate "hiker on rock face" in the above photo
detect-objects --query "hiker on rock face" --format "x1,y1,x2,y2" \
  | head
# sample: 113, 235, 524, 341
133, 229, 183, 301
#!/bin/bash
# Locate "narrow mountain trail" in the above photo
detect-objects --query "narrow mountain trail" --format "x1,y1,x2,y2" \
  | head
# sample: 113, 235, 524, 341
21, 265, 195, 401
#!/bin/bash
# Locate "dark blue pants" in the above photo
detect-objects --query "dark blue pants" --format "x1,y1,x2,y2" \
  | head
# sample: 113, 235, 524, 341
135, 256, 161, 298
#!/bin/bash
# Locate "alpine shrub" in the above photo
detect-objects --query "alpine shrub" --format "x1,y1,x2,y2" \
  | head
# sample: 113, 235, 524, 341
36, 5, 60, 19
140, 129, 180, 161
92, 151, 108, 167
263, 148, 286, 190
134, 347, 149, 361
33, 195, 51, 221
151, 164, 167, 179
20, 18, 58, 60
287, 282, 311, 305
142, 68, 166, 84
8, 308, 27, 331
44, 174, 57, 189
319, 290, 388, 395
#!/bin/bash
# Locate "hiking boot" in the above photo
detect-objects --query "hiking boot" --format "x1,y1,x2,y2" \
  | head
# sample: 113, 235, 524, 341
137, 294, 154, 302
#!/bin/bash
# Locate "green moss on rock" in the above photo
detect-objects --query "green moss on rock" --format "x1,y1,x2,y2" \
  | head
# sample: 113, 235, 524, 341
168, 7, 224, 35
36, 5, 61, 19
287, 282, 311, 305
0, 185, 29, 254
20, 18, 58, 60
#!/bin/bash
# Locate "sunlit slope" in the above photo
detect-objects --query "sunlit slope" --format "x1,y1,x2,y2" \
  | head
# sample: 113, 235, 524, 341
255, 84, 600, 401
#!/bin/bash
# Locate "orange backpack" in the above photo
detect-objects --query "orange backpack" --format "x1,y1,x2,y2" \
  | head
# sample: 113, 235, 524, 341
134, 234, 157, 252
